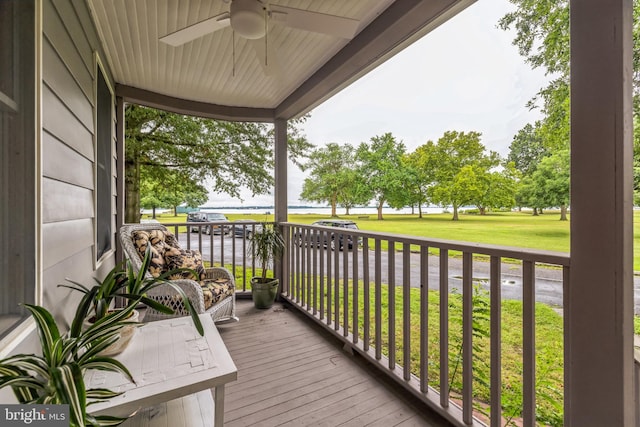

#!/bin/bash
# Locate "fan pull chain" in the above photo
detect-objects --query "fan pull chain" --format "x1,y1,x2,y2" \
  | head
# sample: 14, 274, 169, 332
232, 30, 236, 77
264, 9, 268, 67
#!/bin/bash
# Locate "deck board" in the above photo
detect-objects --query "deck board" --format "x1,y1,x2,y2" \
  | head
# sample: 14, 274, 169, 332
217, 299, 452, 427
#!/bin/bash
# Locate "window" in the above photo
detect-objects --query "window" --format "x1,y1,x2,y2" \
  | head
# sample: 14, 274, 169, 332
95, 61, 113, 262
0, 0, 36, 339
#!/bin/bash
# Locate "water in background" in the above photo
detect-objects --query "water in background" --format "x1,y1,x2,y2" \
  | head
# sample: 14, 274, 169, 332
197, 206, 448, 215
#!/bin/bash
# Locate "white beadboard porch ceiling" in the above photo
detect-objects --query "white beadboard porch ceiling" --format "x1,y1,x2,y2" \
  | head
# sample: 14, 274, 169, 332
87, 0, 474, 121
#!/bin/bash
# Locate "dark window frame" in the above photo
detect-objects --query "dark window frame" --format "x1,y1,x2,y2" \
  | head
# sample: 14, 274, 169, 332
95, 57, 114, 263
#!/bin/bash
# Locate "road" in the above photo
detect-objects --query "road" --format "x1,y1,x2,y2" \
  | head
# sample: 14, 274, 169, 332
176, 232, 640, 313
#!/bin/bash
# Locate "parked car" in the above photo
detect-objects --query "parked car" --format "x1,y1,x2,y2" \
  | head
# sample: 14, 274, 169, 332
297, 219, 360, 251
231, 219, 263, 238
187, 212, 231, 235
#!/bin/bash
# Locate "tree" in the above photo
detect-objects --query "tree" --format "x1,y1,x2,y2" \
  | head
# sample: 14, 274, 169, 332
427, 131, 500, 220
404, 142, 438, 218
299, 143, 368, 217
125, 105, 313, 223
337, 169, 370, 215
507, 123, 548, 177
471, 163, 519, 215
355, 133, 409, 220
529, 150, 571, 220
140, 171, 208, 218
500, 1, 640, 203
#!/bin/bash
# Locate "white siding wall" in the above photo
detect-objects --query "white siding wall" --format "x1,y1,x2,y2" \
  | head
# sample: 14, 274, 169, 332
41, 0, 117, 324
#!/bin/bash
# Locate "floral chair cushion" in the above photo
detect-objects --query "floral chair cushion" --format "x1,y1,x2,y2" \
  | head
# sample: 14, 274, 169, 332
164, 247, 206, 281
200, 279, 234, 309
132, 230, 167, 277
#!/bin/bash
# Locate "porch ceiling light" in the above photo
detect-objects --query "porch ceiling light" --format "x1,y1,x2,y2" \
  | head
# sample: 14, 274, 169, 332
230, 0, 266, 40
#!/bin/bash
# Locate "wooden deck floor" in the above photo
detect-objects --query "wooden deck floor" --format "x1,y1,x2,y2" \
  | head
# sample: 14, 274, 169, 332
217, 299, 453, 427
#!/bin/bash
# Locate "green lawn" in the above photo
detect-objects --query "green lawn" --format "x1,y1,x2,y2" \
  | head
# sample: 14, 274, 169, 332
144, 210, 640, 270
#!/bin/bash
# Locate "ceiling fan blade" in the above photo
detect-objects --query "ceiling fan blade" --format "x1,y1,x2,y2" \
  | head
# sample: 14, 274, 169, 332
160, 12, 230, 46
269, 5, 360, 39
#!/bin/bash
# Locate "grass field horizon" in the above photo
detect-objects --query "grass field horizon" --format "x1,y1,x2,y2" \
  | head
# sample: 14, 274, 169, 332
144, 209, 640, 271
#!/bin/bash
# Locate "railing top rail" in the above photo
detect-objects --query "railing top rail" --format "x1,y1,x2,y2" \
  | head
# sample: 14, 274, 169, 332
281, 222, 570, 267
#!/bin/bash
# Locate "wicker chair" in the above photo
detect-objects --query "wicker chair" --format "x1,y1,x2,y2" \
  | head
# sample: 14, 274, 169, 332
119, 223, 238, 324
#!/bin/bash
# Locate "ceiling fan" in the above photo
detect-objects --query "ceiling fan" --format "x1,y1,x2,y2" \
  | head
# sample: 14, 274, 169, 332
159, 0, 360, 47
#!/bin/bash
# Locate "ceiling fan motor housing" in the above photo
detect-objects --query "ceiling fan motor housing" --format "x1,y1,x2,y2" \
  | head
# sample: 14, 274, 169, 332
230, 0, 266, 39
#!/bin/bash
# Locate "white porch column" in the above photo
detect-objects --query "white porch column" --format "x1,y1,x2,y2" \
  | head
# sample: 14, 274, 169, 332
274, 118, 288, 285
568, 1, 634, 425
274, 118, 288, 223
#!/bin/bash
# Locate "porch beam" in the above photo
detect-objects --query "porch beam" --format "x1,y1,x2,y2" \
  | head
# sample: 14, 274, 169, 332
567, 0, 634, 425
115, 84, 274, 123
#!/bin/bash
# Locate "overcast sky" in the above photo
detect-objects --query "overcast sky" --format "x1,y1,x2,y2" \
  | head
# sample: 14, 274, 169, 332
208, 0, 550, 207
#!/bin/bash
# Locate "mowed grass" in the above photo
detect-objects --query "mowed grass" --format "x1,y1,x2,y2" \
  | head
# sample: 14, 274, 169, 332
144, 209, 640, 270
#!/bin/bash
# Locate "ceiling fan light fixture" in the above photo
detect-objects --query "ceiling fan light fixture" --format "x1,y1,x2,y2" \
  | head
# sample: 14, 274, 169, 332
230, 0, 265, 39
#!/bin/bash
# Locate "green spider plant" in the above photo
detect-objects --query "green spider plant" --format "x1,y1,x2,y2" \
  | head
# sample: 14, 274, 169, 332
0, 303, 137, 426
60, 245, 203, 336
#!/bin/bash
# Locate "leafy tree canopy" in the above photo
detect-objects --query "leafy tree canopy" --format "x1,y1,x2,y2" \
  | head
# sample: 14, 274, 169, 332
356, 133, 410, 220
427, 131, 501, 220
528, 150, 570, 220
300, 143, 369, 216
125, 105, 313, 222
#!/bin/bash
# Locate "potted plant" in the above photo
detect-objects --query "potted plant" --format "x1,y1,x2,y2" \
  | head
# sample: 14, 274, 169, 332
0, 303, 136, 426
59, 246, 204, 355
248, 223, 285, 309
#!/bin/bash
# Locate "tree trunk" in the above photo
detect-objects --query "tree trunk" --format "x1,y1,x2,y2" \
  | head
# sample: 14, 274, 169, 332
377, 201, 384, 220
452, 205, 459, 221
151, 206, 157, 219
331, 195, 337, 217
345, 206, 350, 215
559, 204, 568, 221
173, 206, 178, 216
479, 206, 486, 215
411, 205, 415, 214
125, 158, 141, 223
533, 207, 539, 216
418, 204, 423, 218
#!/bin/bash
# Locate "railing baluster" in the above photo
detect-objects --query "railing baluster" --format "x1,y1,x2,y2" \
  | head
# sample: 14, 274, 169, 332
523, 260, 536, 427
343, 233, 349, 338
302, 229, 308, 306
319, 229, 325, 319
352, 234, 359, 344
334, 235, 340, 331
312, 229, 318, 315
420, 246, 429, 393
440, 249, 449, 407
306, 229, 312, 310
295, 228, 306, 303
326, 230, 332, 325
462, 251, 473, 424
363, 238, 370, 352
219, 230, 224, 268
281, 225, 289, 295
388, 240, 396, 370
375, 239, 382, 360
403, 243, 411, 381
231, 229, 236, 278
490, 255, 502, 427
